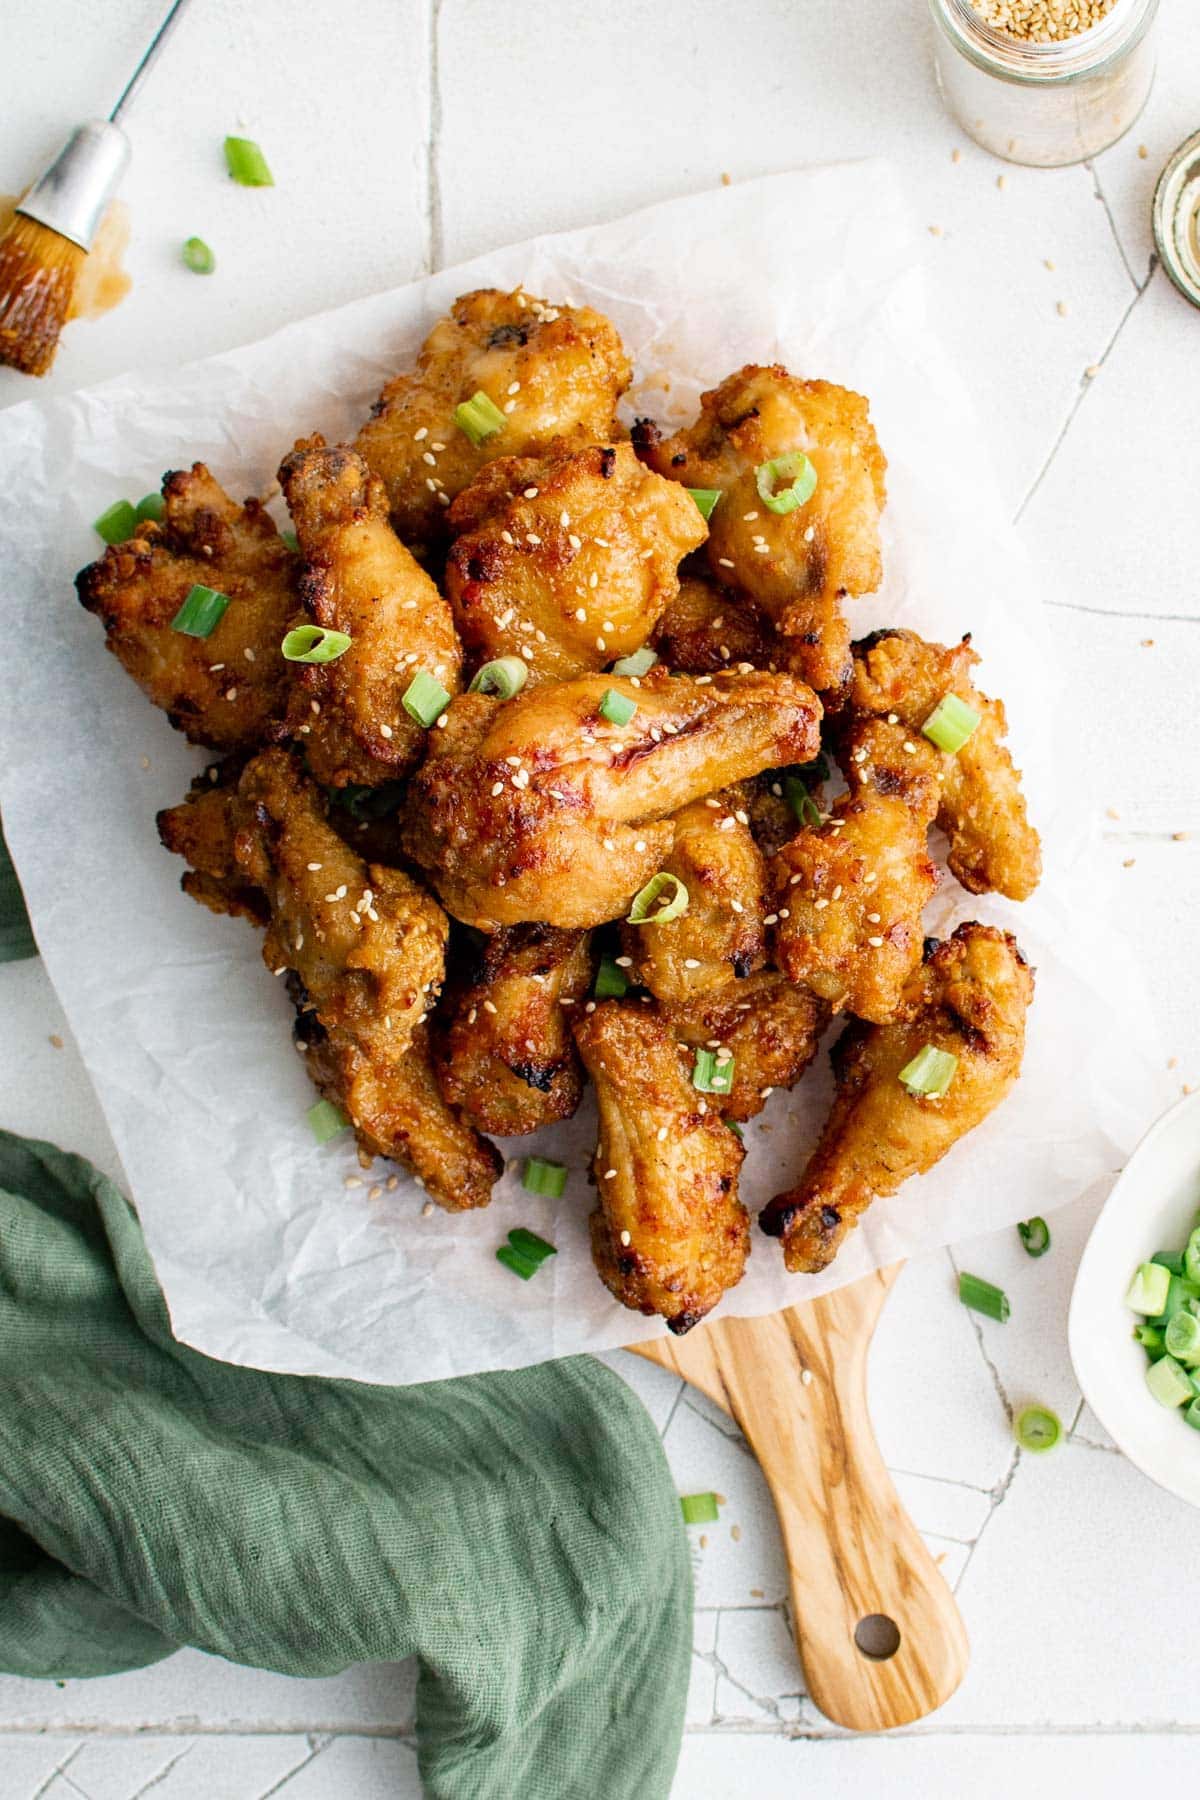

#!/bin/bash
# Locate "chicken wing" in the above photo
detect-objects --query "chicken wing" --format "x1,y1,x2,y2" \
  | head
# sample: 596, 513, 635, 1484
156, 758, 268, 925
760, 923, 1033, 1272
444, 440, 706, 682
635, 365, 886, 692
355, 287, 632, 555
278, 438, 461, 786
76, 464, 296, 752
663, 971, 830, 1122
402, 668, 822, 929
838, 628, 1041, 901
651, 573, 774, 675
574, 1000, 749, 1332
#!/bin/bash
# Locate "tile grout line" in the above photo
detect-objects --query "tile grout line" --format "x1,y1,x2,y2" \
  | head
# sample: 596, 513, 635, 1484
1084, 157, 1144, 293
425, 0, 444, 273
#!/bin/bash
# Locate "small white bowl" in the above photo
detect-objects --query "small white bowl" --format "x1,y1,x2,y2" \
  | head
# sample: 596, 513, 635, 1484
1069, 1088, 1200, 1508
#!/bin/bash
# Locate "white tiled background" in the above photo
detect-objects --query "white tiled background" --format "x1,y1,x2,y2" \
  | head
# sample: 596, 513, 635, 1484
3, 2, 1200, 1795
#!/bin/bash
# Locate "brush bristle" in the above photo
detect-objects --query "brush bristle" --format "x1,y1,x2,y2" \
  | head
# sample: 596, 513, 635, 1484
0, 213, 87, 377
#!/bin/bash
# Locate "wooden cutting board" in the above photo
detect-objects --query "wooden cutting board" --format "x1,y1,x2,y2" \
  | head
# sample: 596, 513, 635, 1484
630, 1262, 969, 1731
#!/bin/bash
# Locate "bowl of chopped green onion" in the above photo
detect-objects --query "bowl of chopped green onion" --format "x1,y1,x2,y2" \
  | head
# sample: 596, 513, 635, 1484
1069, 1089, 1200, 1507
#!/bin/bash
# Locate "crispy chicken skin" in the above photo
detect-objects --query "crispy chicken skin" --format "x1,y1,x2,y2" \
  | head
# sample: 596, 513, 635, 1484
760, 923, 1034, 1272
651, 574, 774, 675
769, 718, 941, 1023
278, 438, 461, 786
355, 288, 632, 554
838, 629, 1041, 902
402, 668, 823, 929
635, 366, 886, 693
574, 1001, 749, 1333
621, 790, 767, 1002
444, 440, 707, 682
664, 971, 830, 1122
432, 924, 592, 1135
76, 464, 296, 752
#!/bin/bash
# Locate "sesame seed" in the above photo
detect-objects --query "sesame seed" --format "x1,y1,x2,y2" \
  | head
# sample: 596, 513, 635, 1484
413, 427, 428, 441
568, 533, 582, 550
523, 486, 539, 499
604, 1168, 617, 1180
620, 1228, 632, 1244
615, 955, 633, 967
596, 637, 607, 652
575, 607, 587, 622
368, 1184, 383, 1201
903, 740, 916, 754
307, 861, 322, 871
491, 781, 504, 796
344, 1175, 363, 1189
1056, 300, 1069, 317
508, 380, 521, 395
504, 400, 517, 414
868, 935, 884, 948
815, 897, 829, 910
380, 723, 393, 739
244, 647, 256, 661
718, 557, 735, 568
684, 958, 701, 969
867, 911, 881, 923
224, 688, 238, 702
422, 451, 437, 466
483, 999, 498, 1015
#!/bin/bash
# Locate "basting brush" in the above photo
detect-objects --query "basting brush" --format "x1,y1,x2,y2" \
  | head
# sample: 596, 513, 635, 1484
0, 0, 189, 377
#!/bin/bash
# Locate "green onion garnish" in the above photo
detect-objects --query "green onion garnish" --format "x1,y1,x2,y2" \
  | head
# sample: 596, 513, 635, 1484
1185, 1225, 1200, 1285
469, 655, 528, 699
182, 236, 216, 274
898, 1045, 958, 1099
686, 488, 721, 522
611, 647, 658, 678
1184, 1399, 1200, 1432
496, 1224, 558, 1280
522, 1156, 568, 1199
224, 136, 274, 187
93, 499, 138, 544
1134, 1322, 1166, 1355
680, 1492, 720, 1525
1017, 1216, 1051, 1258
594, 955, 629, 1000
172, 584, 230, 638
796, 750, 831, 784
922, 693, 981, 755
333, 781, 406, 822
692, 1048, 735, 1095
1014, 1404, 1061, 1453
958, 1271, 1010, 1323
599, 688, 637, 727
755, 451, 817, 516
1126, 1261, 1172, 1316
725, 1118, 744, 1142
1165, 1311, 1200, 1365
1153, 1250, 1186, 1276
783, 775, 821, 828
136, 492, 165, 523
453, 390, 506, 447
402, 671, 451, 726
307, 1098, 348, 1144
627, 872, 689, 925
1147, 1354, 1194, 1409
280, 528, 300, 552
281, 624, 352, 665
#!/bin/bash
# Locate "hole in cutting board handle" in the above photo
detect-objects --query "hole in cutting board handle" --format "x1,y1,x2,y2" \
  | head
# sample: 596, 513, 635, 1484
854, 1613, 901, 1661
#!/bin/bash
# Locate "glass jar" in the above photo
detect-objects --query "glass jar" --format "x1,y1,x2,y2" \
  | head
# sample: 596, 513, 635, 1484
928, 0, 1160, 168
1154, 129, 1200, 311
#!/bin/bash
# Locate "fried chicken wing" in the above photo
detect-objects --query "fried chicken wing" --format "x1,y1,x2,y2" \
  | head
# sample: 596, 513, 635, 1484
355, 288, 631, 554
402, 668, 822, 929
156, 758, 268, 925
76, 464, 296, 752
760, 923, 1033, 1272
635, 366, 886, 692
573, 1000, 749, 1332
651, 573, 774, 675
840, 629, 1041, 901
663, 971, 830, 1122
432, 924, 592, 1135
444, 440, 706, 682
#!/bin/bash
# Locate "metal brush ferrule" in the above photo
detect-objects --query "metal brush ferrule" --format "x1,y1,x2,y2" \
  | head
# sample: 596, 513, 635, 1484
16, 121, 130, 251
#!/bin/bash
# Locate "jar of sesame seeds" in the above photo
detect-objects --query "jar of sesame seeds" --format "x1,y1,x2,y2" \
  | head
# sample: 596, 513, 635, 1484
928, 0, 1159, 167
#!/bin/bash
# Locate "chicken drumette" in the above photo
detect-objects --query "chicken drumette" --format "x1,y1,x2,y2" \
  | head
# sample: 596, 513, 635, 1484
663, 972, 830, 1124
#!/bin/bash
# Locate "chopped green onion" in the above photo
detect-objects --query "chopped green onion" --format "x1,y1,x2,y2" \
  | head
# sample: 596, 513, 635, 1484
599, 687, 637, 727
783, 775, 821, 828
1185, 1399, 1200, 1432
686, 488, 722, 522
1017, 1216, 1051, 1258
282, 624, 352, 665
898, 1045, 959, 1100
402, 670, 451, 726
172, 584, 230, 638
224, 135, 274, 187
958, 1271, 1010, 1323
1165, 1311, 1200, 1365
922, 692, 981, 755
93, 499, 138, 544
1126, 1260, 1172, 1316
280, 528, 300, 552
307, 1098, 348, 1144
755, 451, 817, 516
1147, 1354, 1194, 1408
594, 955, 629, 1000
522, 1157, 568, 1199
1014, 1404, 1061, 1453
333, 781, 406, 822
1152, 1250, 1186, 1276
725, 1118, 744, 1142
1134, 1322, 1166, 1356
453, 389, 506, 447
509, 1227, 556, 1260
181, 236, 216, 274
796, 750, 831, 784
1185, 1226, 1200, 1286
611, 647, 658, 678
497, 1224, 558, 1280
496, 1244, 538, 1279
693, 1048, 736, 1095
680, 1492, 720, 1525
469, 656, 528, 699
627, 872, 689, 925
136, 492, 165, 522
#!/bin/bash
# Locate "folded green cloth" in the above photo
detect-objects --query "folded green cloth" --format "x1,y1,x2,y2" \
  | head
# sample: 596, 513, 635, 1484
0, 1131, 690, 1798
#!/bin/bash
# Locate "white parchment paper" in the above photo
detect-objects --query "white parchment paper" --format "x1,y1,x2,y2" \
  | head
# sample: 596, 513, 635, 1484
0, 162, 1169, 1383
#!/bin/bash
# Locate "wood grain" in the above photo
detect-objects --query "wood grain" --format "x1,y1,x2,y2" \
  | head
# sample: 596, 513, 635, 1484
632, 1264, 969, 1731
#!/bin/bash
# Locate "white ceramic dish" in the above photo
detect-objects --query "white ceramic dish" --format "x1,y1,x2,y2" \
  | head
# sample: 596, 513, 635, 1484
1069, 1089, 1200, 1507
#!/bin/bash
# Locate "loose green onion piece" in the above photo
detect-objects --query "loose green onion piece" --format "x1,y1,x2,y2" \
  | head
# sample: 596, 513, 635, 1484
307, 1098, 348, 1144
507, 1227, 557, 1266
686, 487, 722, 522
1014, 1404, 1061, 1453
280, 528, 300, 552
958, 1271, 1010, 1323
281, 624, 352, 665
1165, 1310, 1200, 1365
93, 499, 138, 544
679, 1492, 719, 1525
1184, 1225, 1200, 1286
627, 872, 689, 926
402, 670, 451, 726
692, 1048, 736, 1095
755, 450, 817, 516
172, 584, 230, 638
453, 389, 506, 447
135, 492, 165, 523
594, 955, 629, 1000
1185, 1398, 1200, 1432
898, 1045, 959, 1099
1134, 1322, 1166, 1356
1152, 1250, 1186, 1276
522, 1156, 568, 1199
725, 1118, 744, 1142
224, 135, 274, 187
599, 687, 637, 727
1126, 1260, 1172, 1316
611, 646, 659, 678
1146, 1354, 1194, 1409
783, 775, 821, 828
181, 236, 216, 274
796, 750, 831, 784
922, 692, 981, 755
469, 655, 528, 698
496, 1244, 540, 1280
334, 780, 405, 822
1017, 1216, 1051, 1258
1149, 1272, 1200, 1329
